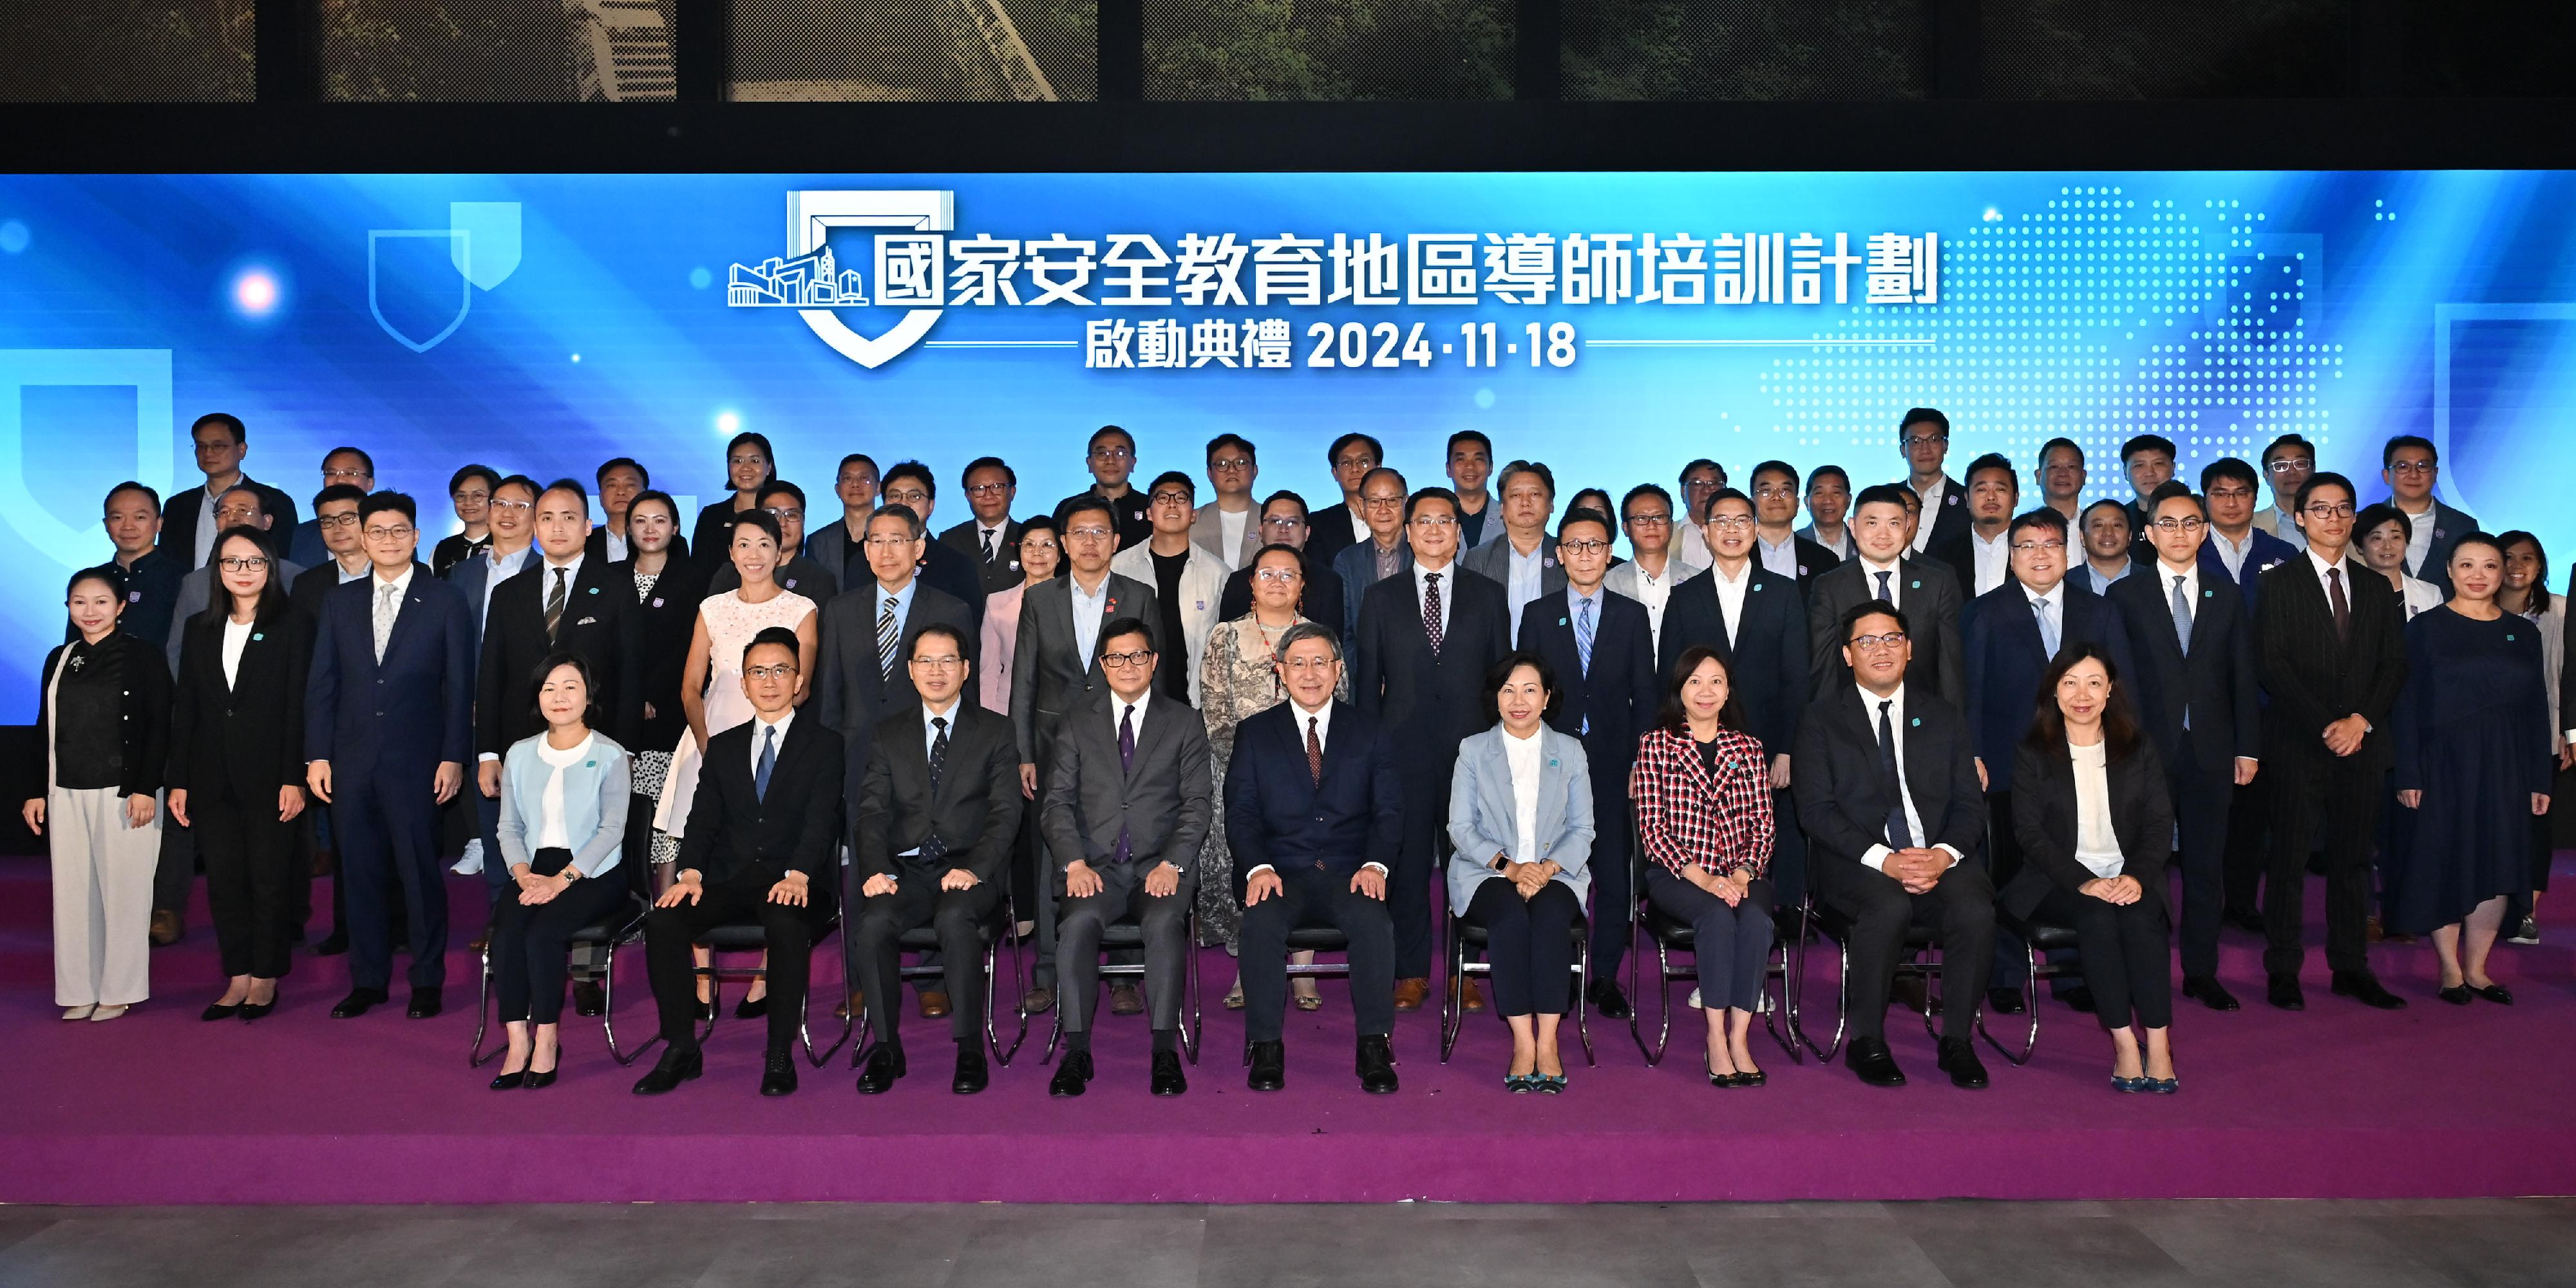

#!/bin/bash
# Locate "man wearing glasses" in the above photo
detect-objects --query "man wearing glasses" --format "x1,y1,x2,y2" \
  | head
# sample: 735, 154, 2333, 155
1748, 460, 1842, 594
2196, 457, 2300, 612
818, 502, 976, 840
290, 483, 383, 955
1190, 434, 1262, 570
1113, 471, 1226, 705
165, 482, 308, 672
805, 453, 880, 587
1804, 483, 1965, 706
709, 481, 838, 600
448, 474, 539, 661
1329, 467, 1412, 640
1215, 491, 1347, 636
878, 460, 987, 630
1054, 425, 1152, 550
2375, 434, 2478, 596
1605, 484, 1684, 654
1304, 432, 1383, 571
286, 446, 374, 569
2252, 434, 2315, 549
1900, 408, 1968, 555
938, 456, 1027, 596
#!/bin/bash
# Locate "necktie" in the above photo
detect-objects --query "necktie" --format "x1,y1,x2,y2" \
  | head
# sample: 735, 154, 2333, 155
1877, 698, 1913, 850
1306, 715, 1324, 785
2326, 567, 2350, 639
981, 527, 998, 564
1575, 595, 1595, 676
2169, 574, 2194, 653
372, 582, 398, 663
754, 723, 777, 802
1874, 569, 1894, 605
544, 566, 568, 642
1114, 703, 1136, 864
876, 596, 899, 681
2033, 595, 2059, 657
1423, 572, 1444, 656
922, 716, 951, 862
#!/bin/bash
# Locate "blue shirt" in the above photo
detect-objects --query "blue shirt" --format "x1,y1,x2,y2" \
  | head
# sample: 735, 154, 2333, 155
1068, 573, 1111, 663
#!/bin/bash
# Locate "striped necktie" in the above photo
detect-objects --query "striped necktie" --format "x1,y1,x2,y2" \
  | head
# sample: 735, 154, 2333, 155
876, 596, 898, 681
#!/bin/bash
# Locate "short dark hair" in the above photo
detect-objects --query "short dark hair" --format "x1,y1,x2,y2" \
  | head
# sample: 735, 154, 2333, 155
213, 481, 271, 519
2037, 437, 2083, 468
1088, 424, 1134, 453
1497, 459, 1555, 498
359, 490, 417, 527
1700, 486, 1754, 519
324, 445, 375, 475
1806, 464, 1852, 493
1446, 430, 1492, 459
1852, 483, 1912, 514
1678, 458, 1724, 489
1483, 650, 1558, 724
1620, 482, 1675, 521
491, 473, 541, 502
1653, 647, 1748, 734
311, 482, 369, 512
1750, 460, 1799, 491
742, 625, 800, 669
524, 651, 601, 730
882, 460, 936, 500
1405, 486, 1461, 524
539, 477, 591, 511
1557, 507, 1615, 541
2354, 502, 2411, 544
1839, 600, 1910, 643
911, 621, 970, 659
961, 455, 1016, 488
2262, 433, 2315, 465
756, 479, 806, 510
838, 453, 880, 479
191, 412, 246, 444
2295, 471, 2356, 513
1148, 469, 1197, 502
2200, 457, 2260, 492
1249, 542, 1304, 575
1058, 494, 1117, 531
1899, 407, 1949, 438
2382, 434, 2437, 468
448, 464, 500, 497
867, 503, 924, 540
1017, 513, 1058, 543
2081, 498, 2133, 531
1260, 489, 1310, 522
1099, 615, 1156, 654
1327, 432, 1383, 468
104, 481, 161, 514
1964, 452, 2018, 489
596, 457, 648, 488
2145, 480, 2203, 519
728, 507, 784, 549
2007, 507, 2068, 542
2120, 434, 2178, 463
1205, 433, 1255, 462
1359, 467, 1407, 499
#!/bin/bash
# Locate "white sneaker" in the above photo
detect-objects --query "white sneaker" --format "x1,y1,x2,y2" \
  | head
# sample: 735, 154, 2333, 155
88, 1005, 129, 1022
451, 838, 484, 876
60, 1005, 93, 1021
1687, 987, 1703, 1009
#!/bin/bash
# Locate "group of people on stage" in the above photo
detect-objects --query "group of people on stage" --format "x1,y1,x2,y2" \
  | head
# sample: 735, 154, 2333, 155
30, 407, 2560, 1100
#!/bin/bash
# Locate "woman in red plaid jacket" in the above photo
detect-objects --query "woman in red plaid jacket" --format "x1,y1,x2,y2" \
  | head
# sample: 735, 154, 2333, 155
1630, 645, 1779, 1087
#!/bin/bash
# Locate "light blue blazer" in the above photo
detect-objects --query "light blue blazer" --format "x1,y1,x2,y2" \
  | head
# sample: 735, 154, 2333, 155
1444, 724, 1596, 911
495, 732, 631, 878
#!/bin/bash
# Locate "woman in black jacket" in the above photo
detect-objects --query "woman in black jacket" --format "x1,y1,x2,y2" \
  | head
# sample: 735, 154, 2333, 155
167, 526, 311, 1021
2003, 643, 2179, 1093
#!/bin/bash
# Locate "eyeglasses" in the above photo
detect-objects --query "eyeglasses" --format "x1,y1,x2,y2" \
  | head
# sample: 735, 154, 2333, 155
488, 498, 533, 513
1209, 457, 1252, 471
1410, 515, 1457, 529
1705, 515, 1756, 531
216, 556, 271, 572
1752, 485, 1797, 500
2150, 516, 2208, 533
1066, 526, 1113, 541
317, 513, 360, 529
1332, 454, 1377, 471
964, 482, 1011, 497
2009, 539, 2067, 553
1254, 567, 1302, 583
2387, 460, 2436, 476
1848, 632, 1910, 652
363, 525, 415, 540
762, 506, 802, 522
1101, 649, 1155, 667
838, 473, 879, 490
1280, 655, 1338, 672
2206, 486, 2255, 500
862, 536, 918, 550
2302, 502, 2357, 519
451, 489, 489, 503
321, 468, 370, 483
2266, 457, 2315, 474
1902, 435, 1949, 448
1260, 516, 1306, 530
882, 488, 930, 506
1149, 491, 1193, 507
744, 663, 798, 681
1681, 478, 1721, 493
1359, 495, 1405, 511
728, 454, 768, 468
909, 655, 963, 670
1090, 446, 1135, 462
1625, 513, 1672, 528
1559, 539, 1611, 555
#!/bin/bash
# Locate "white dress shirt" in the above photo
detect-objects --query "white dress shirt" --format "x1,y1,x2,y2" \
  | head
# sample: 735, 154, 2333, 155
603, 529, 629, 562
1856, 553, 1905, 605
220, 616, 252, 688
748, 708, 795, 777
1969, 527, 2011, 596
2307, 548, 2358, 600
2396, 500, 2436, 576
1673, 529, 1714, 573
1412, 560, 1457, 638
1108, 686, 1152, 744
1625, 557, 1676, 652
2022, 578, 2066, 639
2206, 527, 2255, 580
475, 543, 534, 629
1908, 477, 1946, 553
1854, 683, 1965, 875
2068, 738, 2125, 880
1710, 560, 1752, 644
370, 563, 415, 661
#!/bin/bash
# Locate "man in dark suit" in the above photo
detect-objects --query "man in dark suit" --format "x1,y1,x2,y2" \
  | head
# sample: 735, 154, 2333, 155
1330, 467, 1410, 641
1216, 491, 1346, 636
164, 483, 307, 668
1460, 460, 1564, 627
2376, 435, 2479, 597
2254, 472, 2410, 1012
1900, 408, 1969, 556
804, 453, 879, 587
285, 446, 373, 569
165, 412, 298, 569
851, 623, 1023, 1095
1929, 453, 2020, 600
304, 491, 473, 1021
289, 484, 381, 952
1792, 601, 1995, 1090
1051, 426, 1154, 550
1233, 623, 1404, 1094
2197, 456, 2300, 932
1518, 505, 1658, 1018
1806, 483, 1964, 706
2111, 482, 2262, 1012
582, 457, 647, 563
878, 461, 986, 632
1303, 431, 1383, 572
938, 456, 1026, 596
1009, 495, 1160, 1011
1039, 618, 1214, 1098
630, 627, 846, 1098
819, 504, 980, 820
1353, 486, 1512, 1012
1747, 460, 1842, 594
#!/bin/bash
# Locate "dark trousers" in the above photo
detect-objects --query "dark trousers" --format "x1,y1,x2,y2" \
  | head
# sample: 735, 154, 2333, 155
2222, 772, 2270, 920
1580, 743, 1635, 975
2170, 755, 2235, 978
475, 791, 509, 898
1987, 791, 2078, 994
334, 766, 450, 992
1241, 862, 1395, 1043
491, 852, 627, 1024
1027, 730, 1063, 988
1644, 866, 1773, 1012
1767, 789, 1808, 912
2036, 887, 2172, 1030
1462, 877, 1581, 1017
1817, 855, 1996, 1042
1391, 764, 1453, 978
645, 867, 827, 1054
2265, 753, 2382, 977
325, 799, 406, 945
151, 813, 194, 914
194, 790, 296, 980
1056, 862, 1193, 1033
853, 875, 999, 1047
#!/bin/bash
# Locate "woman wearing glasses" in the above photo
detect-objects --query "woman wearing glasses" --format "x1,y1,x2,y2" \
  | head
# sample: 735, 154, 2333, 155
689, 431, 777, 562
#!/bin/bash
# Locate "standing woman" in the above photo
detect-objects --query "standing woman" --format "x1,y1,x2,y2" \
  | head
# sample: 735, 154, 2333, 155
1630, 647, 1777, 1087
25, 566, 171, 1021
2497, 531, 2561, 945
689, 431, 777, 561
1446, 651, 1595, 1092
2392, 533, 2552, 1003
1200, 544, 1344, 1010
167, 527, 310, 1021
2003, 645, 2179, 1092
979, 515, 1058, 716
623, 490, 699, 875
488, 654, 631, 1089
2356, 504, 2443, 620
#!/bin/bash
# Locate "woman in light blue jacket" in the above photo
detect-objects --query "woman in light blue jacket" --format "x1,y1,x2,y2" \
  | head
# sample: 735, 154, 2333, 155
1447, 650, 1596, 1093
488, 652, 631, 1090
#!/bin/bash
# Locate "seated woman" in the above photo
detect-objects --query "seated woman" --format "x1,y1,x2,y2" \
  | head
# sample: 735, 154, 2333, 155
1630, 646, 1777, 1088
2003, 644, 2179, 1093
1445, 651, 1595, 1093
488, 653, 632, 1089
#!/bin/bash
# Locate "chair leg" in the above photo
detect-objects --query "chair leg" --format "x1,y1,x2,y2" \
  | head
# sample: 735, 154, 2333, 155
809, 918, 851, 1067
602, 936, 663, 1068
468, 946, 500, 1067
1041, 996, 1065, 1066
1978, 940, 2042, 1066
1916, 952, 1944, 1044
1574, 940, 1595, 1067
1182, 914, 1203, 1065
1437, 926, 1462, 1065
1776, 910, 1808, 1065
1799, 940, 1851, 1063
1624, 918, 1654, 1065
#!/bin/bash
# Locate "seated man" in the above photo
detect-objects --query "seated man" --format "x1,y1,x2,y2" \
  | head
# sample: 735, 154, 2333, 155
1791, 602, 1997, 1090
632, 627, 844, 1099
1229, 622, 1404, 1094
852, 623, 1024, 1095
1040, 617, 1215, 1098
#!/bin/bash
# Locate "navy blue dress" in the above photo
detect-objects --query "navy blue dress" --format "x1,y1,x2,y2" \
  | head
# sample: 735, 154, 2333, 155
2390, 607, 2552, 934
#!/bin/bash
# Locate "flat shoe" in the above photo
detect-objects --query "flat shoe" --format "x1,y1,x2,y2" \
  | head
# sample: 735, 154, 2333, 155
1222, 981, 1245, 1010
1735, 1068, 1766, 1088
2438, 985, 2474, 1006
2148, 1076, 2179, 1094
2112, 1074, 2151, 1093
1293, 988, 1323, 1012
88, 1005, 129, 1022
1533, 1074, 1566, 1094
1505, 1073, 1533, 1094
60, 1005, 94, 1021
2473, 983, 2514, 1005
202, 1001, 243, 1021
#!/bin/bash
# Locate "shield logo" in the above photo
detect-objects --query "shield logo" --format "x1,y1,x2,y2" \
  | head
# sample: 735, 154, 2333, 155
787, 189, 951, 369
368, 229, 472, 354
447, 202, 522, 290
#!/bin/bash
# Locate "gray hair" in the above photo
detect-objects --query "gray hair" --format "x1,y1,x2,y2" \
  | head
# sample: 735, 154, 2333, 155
867, 502, 924, 540
1274, 621, 1342, 663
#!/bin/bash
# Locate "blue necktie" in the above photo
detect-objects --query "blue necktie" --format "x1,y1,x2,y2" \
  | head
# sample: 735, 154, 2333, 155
1875, 569, 1894, 605
1877, 699, 1912, 850
2033, 594, 2059, 657
1574, 596, 1595, 735
754, 723, 777, 802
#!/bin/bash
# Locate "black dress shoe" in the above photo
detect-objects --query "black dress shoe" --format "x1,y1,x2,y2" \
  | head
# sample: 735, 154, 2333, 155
572, 981, 605, 1017
406, 988, 443, 1019
952, 1045, 990, 1095
2474, 983, 2514, 1005
855, 1045, 907, 1095
735, 994, 770, 1020
1587, 978, 1633, 1021
2438, 984, 2474, 1006
202, 1000, 243, 1021
2182, 976, 2241, 1012
1984, 987, 2025, 1016
1247, 1039, 1286, 1091
2058, 985, 2096, 1014
1050, 1050, 1094, 1097
489, 1069, 527, 1090
2330, 970, 2407, 1010
330, 987, 388, 1018
310, 931, 350, 956
631, 1048, 703, 1095
760, 1049, 798, 1097
2266, 974, 2306, 1011
1151, 1049, 1188, 1097
523, 1066, 557, 1090
1356, 1034, 1399, 1094
1937, 1037, 1990, 1090
1846, 1036, 1905, 1087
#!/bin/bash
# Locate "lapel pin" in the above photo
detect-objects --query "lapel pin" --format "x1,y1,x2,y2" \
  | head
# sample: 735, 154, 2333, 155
1911, 717, 1921, 727
1558, 616, 1568, 626
1909, 580, 1921, 589
587, 585, 599, 595
251, 632, 263, 641
651, 597, 664, 607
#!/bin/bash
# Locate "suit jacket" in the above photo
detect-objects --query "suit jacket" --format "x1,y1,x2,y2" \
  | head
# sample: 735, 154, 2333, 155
1223, 699, 1401, 890
1658, 565, 1810, 758
2198, 527, 2301, 615
1790, 685, 1987, 875
475, 555, 645, 759
1443, 724, 1596, 909
2002, 735, 2175, 920
1009, 571, 1162, 762
1804, 554, 1965, 707
1331, 536, 1410, 641
677, 714, 844, 889
285, 520, 327, 573
1217, 552, 1347, 640
33, 632, 173, 800
290, 560, 366, 626
815, 576, 978, 810
167, 599, 311, 805
1518, 589, 1660, 782
2255, 556, 2409, 772
939, 516, 1027, 596
1460, 533, 1567, 606
1960, 580, 2134, 791
166, 558, 307, 670
1767, 534, 1844, 594
164, 476, 298, 571
1351, 565, 1512, 779
305, 564, 475, 779
1930, 529, 2012, 600
632, 556, 710, 755
1796, 522, 1857, 563
1918, 474, 1969, 553
444, 545, 527, 661
1188, 502, 1262, 569
1304, 500, 1363, 571
853, 701, 1021, 885
1111, 540, 1226, 706
1039, 690, 1215, 874
2107, 565, 2260, 774
811, 520, 985, 634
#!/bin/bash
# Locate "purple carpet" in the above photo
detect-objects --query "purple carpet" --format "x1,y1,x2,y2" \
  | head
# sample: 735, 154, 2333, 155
3, 854, 2573, 1205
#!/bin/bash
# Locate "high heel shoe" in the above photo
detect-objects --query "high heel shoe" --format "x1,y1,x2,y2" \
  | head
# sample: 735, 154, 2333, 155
694, 996, 717, 1023
202, 999, 244, 1021
734, 994, 769, 1019
2111, 1074, 2151, 1093
489, 1068, 528, 1090
524, 1066, 558, 1090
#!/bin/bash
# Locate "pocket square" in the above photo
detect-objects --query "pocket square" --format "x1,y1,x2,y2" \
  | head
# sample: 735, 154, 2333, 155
576, 616, 598, 626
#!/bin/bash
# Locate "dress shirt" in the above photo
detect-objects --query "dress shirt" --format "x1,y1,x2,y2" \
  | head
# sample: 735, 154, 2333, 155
2255, 502, 2307, 549
2086, 561, 2132, 595
1710, 560, 1752, 643
1853, 682, 1965, 875
1369, 537, 1405, 583
1626, 556, 1677, 650
1969, 527, 2011, 595
1856, 554, 1904, 603
895, 698, 960, 861
2022, 578, 2065, 641
220, 616, 252, 688
1503, 723, 1544, 863
2068, 738, 2124, 880
1802, 524, 1856, 561
2395, 500, 2436, 576
748, 708, 795, 777
1245, 699, 1388, 880
877, 575, 921, 649
1506, 538, 1546, 625
2206, 527, 2255, 580
1412, 560, 1457, 638
194, 478, 247, 567
1673, 530, 1714, 573
1754, 531, 1799, 579
1908, 478, 1946, 553
475, 543, 534, 629
2306, 547, 2356, 600
370, 563, 417, 660
1067, 571, 1112, 663
1349, 509, 1370, 545
475, 552, 587, 764
533, 732, 594, 851
603, 529, 629, 562
333, 558, 368, 584
1108, 686, 1153, 745
2157, 560, 2199, 624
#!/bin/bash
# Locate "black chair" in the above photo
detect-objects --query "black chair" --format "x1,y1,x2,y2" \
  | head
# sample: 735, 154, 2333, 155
1438, 899, 1595, 1065
849, 890, 1030, 1069
1041, 904, 1205, 1066
1980, 820, 2080, 1066
1794, 899, 1944, 1063
1624, 815, 1806, 1068
468, 888, 652, 1068
1242, 926, 1359, 1065
643, 906, 854, 1068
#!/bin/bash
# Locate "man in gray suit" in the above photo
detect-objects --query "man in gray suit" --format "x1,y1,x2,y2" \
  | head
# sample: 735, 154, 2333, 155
1461, 459, 1565, 628
1804, 482, 1965, 707
1041, 618, 1212, 1099
1009, 494, 1160, 1012
1329, 467, 1409, 639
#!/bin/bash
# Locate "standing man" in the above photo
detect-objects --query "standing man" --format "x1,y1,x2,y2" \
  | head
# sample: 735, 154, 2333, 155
2253, 434, 2314, 549
2199, 457, 2300, 611
1112, 471, 1225, 705
286, 446, 374, 569
1748, 460, 1842, 594
585, 457, 648, 562
2377, 434, 2477, 596
2034, 438, 2087, 522
1216, 491, 1347, 634
1931, 453, 2019, 598
164, 412, 298, 569
2111, 481, 2261, 1013
1605, 484, 1686, 654
449, 473, 539, 655
1461, 459, 1565, 628
880, 462, 985, 628
1329, 467, 1411, 640
2078, 499, 2141, 594
1900, 409, 1968, 555
2254, 472, 2409, 1012
1305, 432, 1382, 571
93, 482, 182, 652
1352, 487, 1511, 1013
1190, 435, 1262, 570
1797, 465, 1857, 562
1446, 430, 1500, 548
1517, 506, 1658, 1018
290, 483, 382, 954
820, 503, 979, 822
305, 492, 473, 1020
940, 457, 1026, 596
1054, 425, 1152, 550
1805, 483, 1964, 706
805, 453, 880, 587
2119, 435, 2179, 547
1673, 459, 1723, 574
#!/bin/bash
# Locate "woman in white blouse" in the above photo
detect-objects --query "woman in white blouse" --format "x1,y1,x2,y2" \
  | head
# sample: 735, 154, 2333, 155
2001, 645, 2179, 1094
2357, 504, 2444, 620
487, 654, 631, 1090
